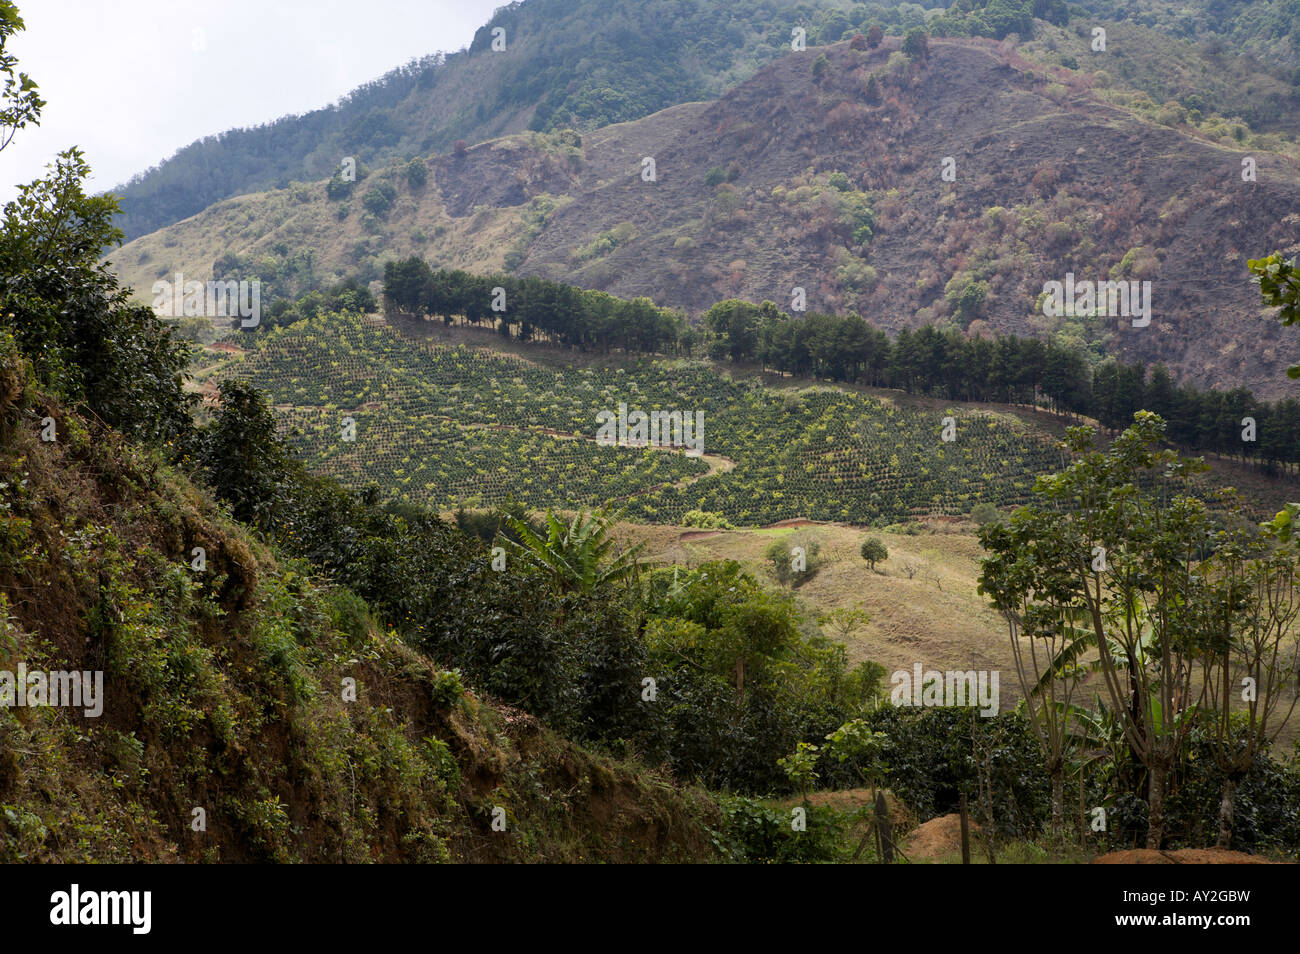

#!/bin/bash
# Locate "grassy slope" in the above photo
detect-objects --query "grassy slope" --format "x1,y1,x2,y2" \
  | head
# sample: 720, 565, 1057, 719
625, 518, 1011, 682
0, 343, 718, 863
624, 516, 1300, 753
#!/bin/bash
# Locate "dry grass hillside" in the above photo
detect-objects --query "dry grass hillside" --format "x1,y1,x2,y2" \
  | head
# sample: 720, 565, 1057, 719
624, 518, 1017, 692
621, 516, 1300, 750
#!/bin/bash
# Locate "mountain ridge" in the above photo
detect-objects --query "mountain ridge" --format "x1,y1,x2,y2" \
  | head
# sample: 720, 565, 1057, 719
111, 36, 1300, 397
105, 0, 1300, 241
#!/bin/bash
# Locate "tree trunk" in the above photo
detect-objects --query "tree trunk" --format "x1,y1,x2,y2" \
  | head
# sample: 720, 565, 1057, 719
1216, 776, 1236, 850
1146, 765, 1167, 850
1078, 768, 1088, 848
876, 791, 894, 864
1050, 767, 1065, 844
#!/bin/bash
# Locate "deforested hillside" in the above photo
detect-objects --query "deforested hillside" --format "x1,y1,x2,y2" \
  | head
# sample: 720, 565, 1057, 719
112, 35, 1300, 396
107, 0, 861, 241
108, 0, 1300, 242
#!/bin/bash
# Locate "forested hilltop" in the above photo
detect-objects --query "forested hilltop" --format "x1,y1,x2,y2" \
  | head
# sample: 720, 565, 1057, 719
110, 0, 1300, 240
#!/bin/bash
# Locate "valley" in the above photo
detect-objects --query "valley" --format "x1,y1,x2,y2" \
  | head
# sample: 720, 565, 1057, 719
7, 0, 1300, 877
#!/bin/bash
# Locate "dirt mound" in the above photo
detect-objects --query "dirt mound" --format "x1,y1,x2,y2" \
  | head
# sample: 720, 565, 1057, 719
678, 530, 721, 541
905, 813, 981, 861
787, 788, 910, 825
1093, 848, 1283, 864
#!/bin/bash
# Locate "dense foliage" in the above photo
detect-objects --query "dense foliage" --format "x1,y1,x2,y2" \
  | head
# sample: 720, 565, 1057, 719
191, 390, 885, 793
0, 150, 195, 448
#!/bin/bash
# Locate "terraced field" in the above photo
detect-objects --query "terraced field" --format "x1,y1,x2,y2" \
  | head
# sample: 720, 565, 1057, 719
212, 311, 1069, 524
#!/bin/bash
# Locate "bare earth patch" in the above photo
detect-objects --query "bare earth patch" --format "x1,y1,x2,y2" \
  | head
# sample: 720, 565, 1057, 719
905, 813, 982, 862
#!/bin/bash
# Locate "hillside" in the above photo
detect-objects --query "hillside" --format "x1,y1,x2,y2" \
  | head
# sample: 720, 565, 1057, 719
199, 310, 1071, 525
112, 36, 1300, 398
626, 517, 1300, 751
626, 518, 1013, 682
106, 0, 862, 240
12, 0, 1300, 876
108, 0, 1300, 242
0, 336, 718, 863
185, 309, 1300, 530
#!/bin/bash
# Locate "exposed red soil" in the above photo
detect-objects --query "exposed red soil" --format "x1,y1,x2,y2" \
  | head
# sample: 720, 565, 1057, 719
905, 812, 982, 861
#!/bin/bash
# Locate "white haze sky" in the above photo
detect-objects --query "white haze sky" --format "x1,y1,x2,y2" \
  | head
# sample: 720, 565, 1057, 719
0, 0, 506, 203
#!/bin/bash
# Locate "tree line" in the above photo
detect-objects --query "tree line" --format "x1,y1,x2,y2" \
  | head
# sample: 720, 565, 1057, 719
382, 257, 687, 354
382, 259, 1300, 473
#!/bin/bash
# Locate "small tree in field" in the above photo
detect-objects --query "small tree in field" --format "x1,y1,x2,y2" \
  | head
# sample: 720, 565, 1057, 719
860, 537, 888, 570
778, 741, 820, 803
1198, 507, 1300, 848
818, 606, 870, 642
866, 24, 884, 48
825, 719, 890, 859
766, 534, 821, 587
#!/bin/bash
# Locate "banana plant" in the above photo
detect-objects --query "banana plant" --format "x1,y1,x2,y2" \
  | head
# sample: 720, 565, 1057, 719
504, 506, 643, 595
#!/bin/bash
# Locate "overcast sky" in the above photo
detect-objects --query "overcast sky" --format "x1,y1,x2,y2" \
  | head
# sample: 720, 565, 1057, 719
0, 0, 506, 203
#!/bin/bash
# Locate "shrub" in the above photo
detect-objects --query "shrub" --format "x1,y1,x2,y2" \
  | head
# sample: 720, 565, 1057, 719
765, 534, 822, 587
713, 795, 846, 863
945, 276, 989, 326
681, 509, 734, 530
405, 158, 428, 189
326, 174, 354, 200
362, 182, 397, 218
864, 73, 881, 104
902, 27, 929, 61
860, 537, 888, 569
